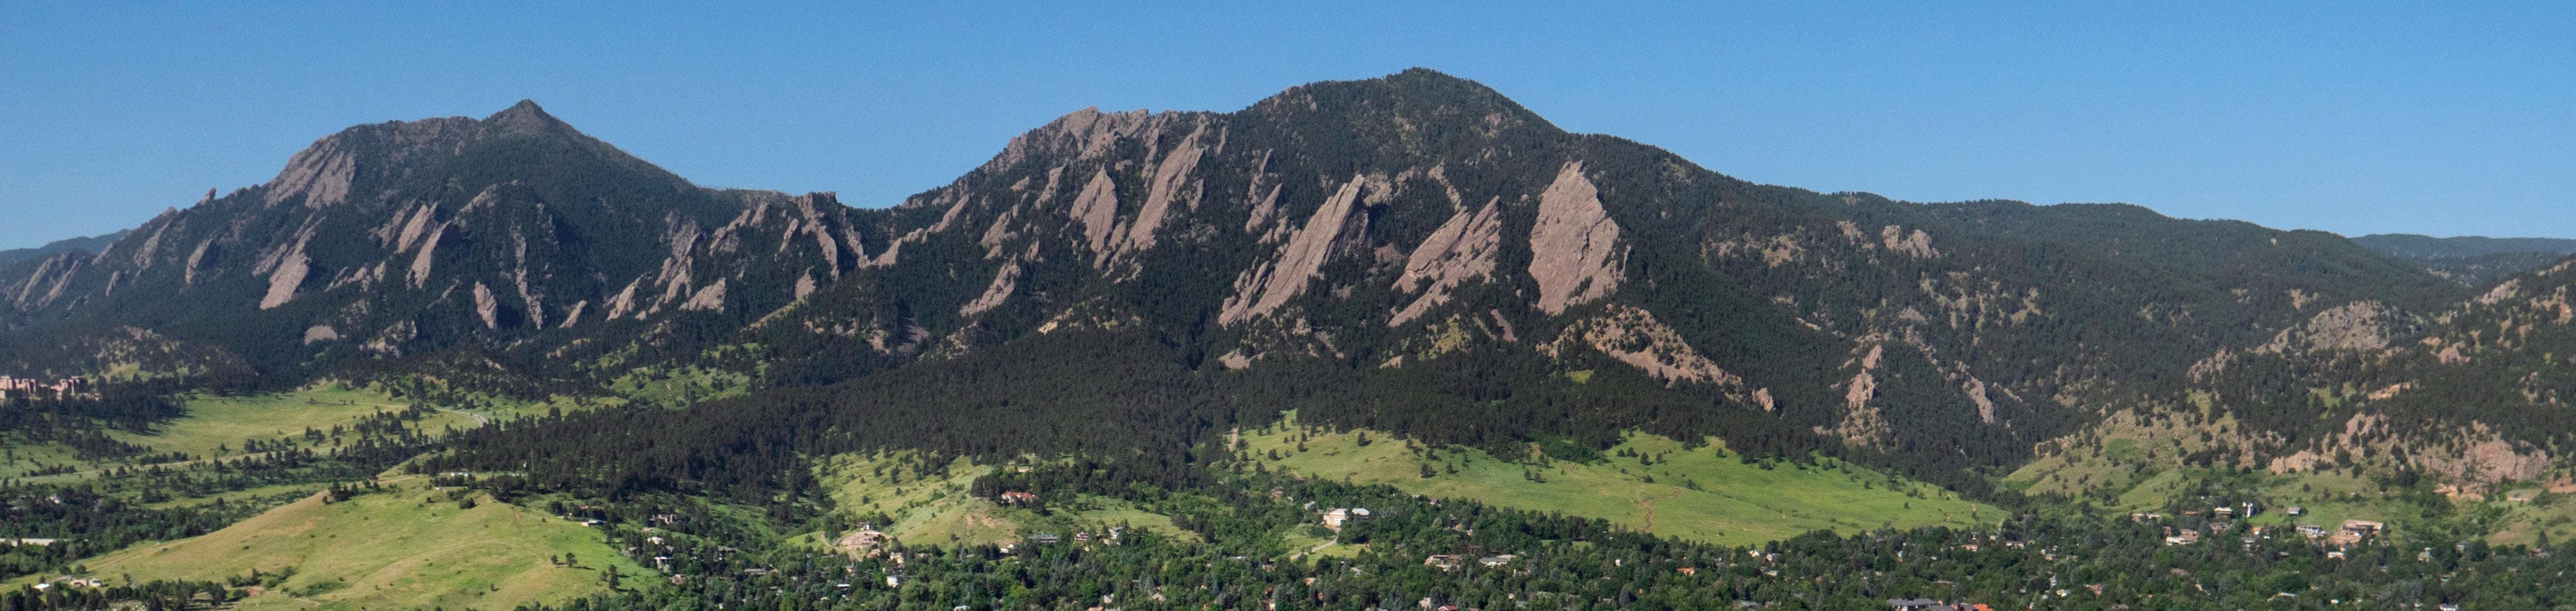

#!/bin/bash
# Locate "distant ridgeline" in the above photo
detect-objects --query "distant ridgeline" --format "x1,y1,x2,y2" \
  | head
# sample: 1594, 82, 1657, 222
0, 229, 125, 269
2354, 233, 2576, 285
0, 67, 2568, 509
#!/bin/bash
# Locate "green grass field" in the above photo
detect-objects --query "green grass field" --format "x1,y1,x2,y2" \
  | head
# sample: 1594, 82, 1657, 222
1240, 412, 1999, 546
3, 386, 483, 482
817, 453, 1021, 548
815, 453, 1202, 550
112, 387, 481, 461
0, 440, 86, 479
34, 474, 646, 610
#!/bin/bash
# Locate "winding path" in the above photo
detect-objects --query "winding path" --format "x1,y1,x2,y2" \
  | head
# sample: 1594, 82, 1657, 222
1637, 490, 1686, 533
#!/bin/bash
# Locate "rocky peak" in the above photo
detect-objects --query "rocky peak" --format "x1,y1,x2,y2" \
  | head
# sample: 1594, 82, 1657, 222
483, 99, 570, 136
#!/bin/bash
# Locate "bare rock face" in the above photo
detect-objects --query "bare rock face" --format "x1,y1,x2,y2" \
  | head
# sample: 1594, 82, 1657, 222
258, 248, 311, 310
10, 253, 86, 309
960, 260, 1021, 317
258, 229, 319, 310
680, 278, 727, 312
1121, 125, 1206, 255
1072, 168, 1121, 259
182, 239, 217, 285
1832, 345, 1890, 445
264, 135, 356, 207
1527, 162, 1624, 315
472, 282, 501, 329
1220, 177, 1370, 326
407, 223, 447, 289
1963, 377, 1997, 425
1389, 197, 1502, 327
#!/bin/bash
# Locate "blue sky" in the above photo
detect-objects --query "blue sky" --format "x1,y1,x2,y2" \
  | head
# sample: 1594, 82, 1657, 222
3, 3, 2569, 248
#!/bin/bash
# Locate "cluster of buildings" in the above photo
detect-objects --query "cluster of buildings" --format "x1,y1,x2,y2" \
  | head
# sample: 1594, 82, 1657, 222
2148, 502, 2386, 549
0, 376, 90, 400
1420, 553, 1516, 571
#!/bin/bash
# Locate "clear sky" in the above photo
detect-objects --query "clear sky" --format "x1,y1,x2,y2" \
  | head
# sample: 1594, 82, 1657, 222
3, 3, 2569, 249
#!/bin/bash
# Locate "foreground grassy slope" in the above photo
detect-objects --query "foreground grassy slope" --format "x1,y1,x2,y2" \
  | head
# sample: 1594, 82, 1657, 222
1241, 412, 1998, 546
47, 474, 646, 610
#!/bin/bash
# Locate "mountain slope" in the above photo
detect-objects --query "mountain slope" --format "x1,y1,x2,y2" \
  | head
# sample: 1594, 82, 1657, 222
0, 101, 873, 388
714, 70, 2461, 482
0, 70, 2476, 492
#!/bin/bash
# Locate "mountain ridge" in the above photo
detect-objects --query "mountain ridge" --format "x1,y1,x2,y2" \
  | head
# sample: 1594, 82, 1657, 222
0, 68, 2521, 498
2354, 233, 2576, 285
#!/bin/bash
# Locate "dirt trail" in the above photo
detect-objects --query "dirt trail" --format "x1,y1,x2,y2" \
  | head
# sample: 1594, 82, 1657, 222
436, 406, 491, 426
1637, 490, 1686, 533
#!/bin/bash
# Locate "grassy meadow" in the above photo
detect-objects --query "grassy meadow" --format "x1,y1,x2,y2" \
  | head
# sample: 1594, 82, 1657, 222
35, 474, 643, 609
814, 453, 1202, 551
1240, 412, 1999, 546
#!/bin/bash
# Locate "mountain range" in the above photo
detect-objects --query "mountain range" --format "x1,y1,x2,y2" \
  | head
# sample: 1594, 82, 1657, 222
5, 68, 2573, 498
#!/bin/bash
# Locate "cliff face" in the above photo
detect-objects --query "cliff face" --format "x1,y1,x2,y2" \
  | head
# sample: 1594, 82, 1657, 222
0, 69, 2482, 480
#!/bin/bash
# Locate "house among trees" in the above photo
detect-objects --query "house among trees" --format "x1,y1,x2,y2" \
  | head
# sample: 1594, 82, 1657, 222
999, 491, 1039, 505
1321, 507, 1371, 530
2330, 520, 2386, 546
